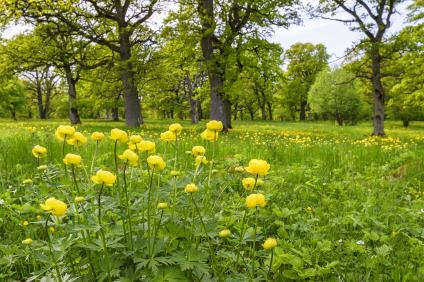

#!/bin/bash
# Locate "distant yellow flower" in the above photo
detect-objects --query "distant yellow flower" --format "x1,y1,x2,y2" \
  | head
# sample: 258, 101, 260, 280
195, 156, 208, 166
32, 145, 47, 158
245, 159, 270, 176
129, 134, 142, 144
185, 183, 198, 193
138, 140, 156, 153
22, 238, 33, 245
40, 197, 67, 216
206, 120, 223, 132
245, 193, 266, 208
147, 155, 166, 170
262, 237, 277, 250
55, 125, 75, 141
22, 220, 29, 226
49, 227, 55, 232
256, 178, 264, 187
242, 177, 256, 190
36, 215, 42, 220
192, 145, 206, 156
91, 132, 105, 141
22, 179, 33, 185
305, 206, 313, 212
67, 132, 87, 147
160, 131, 176, 142
63, 153, 81, 165
157, 202, 168, 209
201, 129, 218, 142
110, 128, 128, 143
234, 166, 245, 172
171, 170, 180, 176
75, 196, 85, 203
119, 149, 139, 166
91, 170, 117, 186
26, 127, 36, 133
219, 229, 231, 238
169, 123, 183, 135
37, 165, 48, 171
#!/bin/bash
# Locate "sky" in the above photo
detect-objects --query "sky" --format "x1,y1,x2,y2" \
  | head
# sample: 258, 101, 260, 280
2, 1, 411, 64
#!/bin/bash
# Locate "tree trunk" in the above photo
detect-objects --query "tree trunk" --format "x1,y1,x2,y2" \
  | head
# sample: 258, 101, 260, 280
186, 75, 200, 124
11, 110, 17, 120
36, 81, 46, 119
209, 73, 229, 129
402, 119, 409, 128
233, 103, 238, 120
300, 101, 307, 121
112, 107, 119, 121
119, 31, 142, 127
266, 102, 273, 121
64, 65, 81, 124
43, 82, 51, 119
370, 46, 385, 136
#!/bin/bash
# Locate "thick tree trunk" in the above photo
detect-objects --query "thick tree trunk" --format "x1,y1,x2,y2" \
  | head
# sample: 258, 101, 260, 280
36, 81, 46, 119
300, 101, 307, 121
370, 47, 385, 136
186, 75, 200, 124
64, 65, 81, 124
209, 73, 229, 129
119, 32, 142, 127
266, 102, 273, 121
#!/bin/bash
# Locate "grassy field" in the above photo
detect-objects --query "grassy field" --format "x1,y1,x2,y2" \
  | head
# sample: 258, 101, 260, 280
0, 119, 423, 281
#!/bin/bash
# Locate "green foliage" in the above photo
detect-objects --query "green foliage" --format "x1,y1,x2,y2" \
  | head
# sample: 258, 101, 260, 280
308, 68, 367, 125
0, 77, 27, 119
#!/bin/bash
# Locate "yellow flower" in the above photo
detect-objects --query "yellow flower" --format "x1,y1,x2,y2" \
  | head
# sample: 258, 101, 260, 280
75, 196, 85, 203
22, 238, 33, 245
157, 202, 168, 209
169, 123, 183, 135
32, 145, 47, 158
219, 229, 231, 238
201, 129, 218, 142
245, 193, 266, 208
22, 220, 29, 226
110, 128, 128, 143
195, 156, 208, 166
147, 155, 166, 170
305, 207, 313, 212
36, 215, 42, 220
206, 120, 223, 132
234, 166, 245, 172
262, 237, 277, 250
242, 177, 256, 190
138, 140, 156, 153
192, 145, 206, 156
91, 132, 105, 141
22, 179, 33, 185
37, 165, 48, 171
185, 183, 198, 193
55, 125, 75, 141
129, 134, 143, 144
67, 132, 87, 147
119, 149, 139, 166
171, 170, 180, 176
63, 153, 82, 165
40, 197, 67, 216
49, 227, 55, 233
160, 131, 176, 142
245, 159, 270, 176
91, 170, 117, 186
26, 127, 36, 133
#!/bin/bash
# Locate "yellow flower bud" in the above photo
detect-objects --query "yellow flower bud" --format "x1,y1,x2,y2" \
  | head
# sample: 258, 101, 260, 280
262, 237, 277, 250
160, 131, 176, 142
75, 196, 85, 203
91, 132, 105, 141
219, 229, 231, 238
22, 238, 33, 245
192, 145, 206, 156
245, 193, 266, 209
110, 128, 128, 143
185, 183, 198, 193
245, 159, 270, 176
67, 132, 87, 147
201, 129, 218, 142
63, 153, 82, 165
242, 177, 256, 190
119, 149, 139, 166
138, 140, 156, 153
171, 170, 180, 176
206, 120, 223, 132
22, 179, 33, 185
129, 134, 143, 144
91, 170, 117, 186
55, 125, 75, 141
32, 145, 47, 158
147, 155, 166, 170
169, 123, 183, 135
157, 202, 168, 209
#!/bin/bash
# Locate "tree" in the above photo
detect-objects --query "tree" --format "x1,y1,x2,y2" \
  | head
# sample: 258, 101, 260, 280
2, 0, 159, 127
285, 42, 329, 120
193, 0, 297, 130
308, 68, 365, 125
315, 0, 405, 135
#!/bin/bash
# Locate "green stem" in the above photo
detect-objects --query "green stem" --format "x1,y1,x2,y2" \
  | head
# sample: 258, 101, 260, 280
97, 183, 112, 282
251, 207, 258, 278
147, 167, 155, 257
151, 210, 164, 258
123, 161, 134, 250
45, 214, 62, 282
90, 141, 99, 174
267, 249, 275, 280
71, 165, 81, 195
